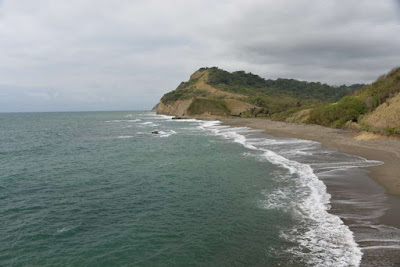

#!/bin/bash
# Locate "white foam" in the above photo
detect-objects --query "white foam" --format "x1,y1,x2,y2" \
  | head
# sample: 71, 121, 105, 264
198, 120, 220, 129
260, 188, 293, 211
157, 130, 177, 138
261, 150, 362, 266
140, 121, 159, 127
199, 120, 363, 267
117, 135, 133, 139
105, 119, 141, 123
173, 119, 199, 122
57, 227, 72, 233
294, 150, 313, 156
312, 160, 383, 172
152, 114, 174, 120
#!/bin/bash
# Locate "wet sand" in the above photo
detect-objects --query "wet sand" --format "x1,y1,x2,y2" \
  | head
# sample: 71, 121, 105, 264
221, 118, 400, 195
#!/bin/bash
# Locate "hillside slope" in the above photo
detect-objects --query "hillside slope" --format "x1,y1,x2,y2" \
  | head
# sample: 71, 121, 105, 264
358, 67, 400, 134
155, 67, 361, 118
155, 69, 258, 117
307, 67, 400, 135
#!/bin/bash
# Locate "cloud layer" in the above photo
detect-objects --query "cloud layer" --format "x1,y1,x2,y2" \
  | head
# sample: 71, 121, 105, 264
0, 0, 399, 111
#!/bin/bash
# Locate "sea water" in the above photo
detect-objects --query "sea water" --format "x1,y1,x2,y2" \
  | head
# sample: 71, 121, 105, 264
0, 111, 392, 266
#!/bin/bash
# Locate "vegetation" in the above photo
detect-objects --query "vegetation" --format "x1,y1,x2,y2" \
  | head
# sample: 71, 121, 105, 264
161, 67, 363, 117
206, 67, 362, 103
158, 66, 400, 135
247, 94, 301, 115
307, 96, 367, 127
161, 87, 209, 104
354, 67, 400, 110
307, 67, 400, 135
187, 98, 230, 116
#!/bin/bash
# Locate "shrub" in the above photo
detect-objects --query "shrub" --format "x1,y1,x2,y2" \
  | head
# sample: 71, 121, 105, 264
384, 126, 400, 135
307, 96, 367, 127
161, 90, 185, 103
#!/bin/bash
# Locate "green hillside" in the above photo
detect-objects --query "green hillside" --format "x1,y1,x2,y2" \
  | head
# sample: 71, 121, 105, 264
156, 66, 400, 136
307, 67, 400, 134
157, 67, 362, 117
206, 67, 362, 103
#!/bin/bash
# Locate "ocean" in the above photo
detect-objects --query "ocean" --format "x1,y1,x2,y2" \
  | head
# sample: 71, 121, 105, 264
0, 111, 398, 266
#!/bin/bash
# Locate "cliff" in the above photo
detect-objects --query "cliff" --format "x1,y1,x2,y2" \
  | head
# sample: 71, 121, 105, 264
155, 68, 259, 118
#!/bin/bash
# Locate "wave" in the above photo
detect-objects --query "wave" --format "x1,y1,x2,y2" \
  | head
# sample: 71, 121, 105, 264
261, 149, 362, 266
198, 120, 364, 266
157, 130, 177, 138
123, 114, 137, 119
140, 121, 159, 127
150, 114, 175, 120
105, 119, 141, 123
117, 136, 134, 139
260, 187, 293, 211
172, 119, 199, 122
57, 226, 73, 234
311, 160, 383, 174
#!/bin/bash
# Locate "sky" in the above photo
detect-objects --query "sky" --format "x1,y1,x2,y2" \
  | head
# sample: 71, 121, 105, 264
0, 0, 400, 112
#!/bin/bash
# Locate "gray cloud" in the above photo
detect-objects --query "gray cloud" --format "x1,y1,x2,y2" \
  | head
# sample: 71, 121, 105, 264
199, 0, 400, 84
0, 0, 399, 111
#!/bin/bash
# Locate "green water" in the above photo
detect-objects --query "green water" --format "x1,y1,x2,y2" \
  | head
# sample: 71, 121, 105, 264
0, 111, 364, 266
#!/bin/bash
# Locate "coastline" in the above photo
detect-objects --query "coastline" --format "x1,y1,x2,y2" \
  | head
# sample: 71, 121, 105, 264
220, 118, 400, 196
219, 117, 400, 265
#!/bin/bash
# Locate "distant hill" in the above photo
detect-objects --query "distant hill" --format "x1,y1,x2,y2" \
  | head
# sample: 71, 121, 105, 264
155, 67, 362, 118
307, 67, 400, 135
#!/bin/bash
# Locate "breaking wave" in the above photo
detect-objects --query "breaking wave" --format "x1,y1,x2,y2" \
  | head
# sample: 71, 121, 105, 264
198, 120, 365, 266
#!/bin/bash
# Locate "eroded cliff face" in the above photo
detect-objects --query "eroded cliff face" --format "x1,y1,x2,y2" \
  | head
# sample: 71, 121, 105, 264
156, 97, 259, 118
155, 99, 194, 117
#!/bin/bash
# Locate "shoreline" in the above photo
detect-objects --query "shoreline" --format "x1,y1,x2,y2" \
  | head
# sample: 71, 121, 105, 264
219, 117, 400, 265
220, 118, 400, 196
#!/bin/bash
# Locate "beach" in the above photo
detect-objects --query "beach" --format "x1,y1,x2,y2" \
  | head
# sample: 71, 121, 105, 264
222, 117, 400, 265
221, 118, 400, 195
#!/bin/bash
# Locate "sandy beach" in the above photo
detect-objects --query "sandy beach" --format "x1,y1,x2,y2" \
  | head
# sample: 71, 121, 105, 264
221, 118, 400, 196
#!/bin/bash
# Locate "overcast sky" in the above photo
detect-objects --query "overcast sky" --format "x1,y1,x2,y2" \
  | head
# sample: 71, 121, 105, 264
1, 0, 400, 112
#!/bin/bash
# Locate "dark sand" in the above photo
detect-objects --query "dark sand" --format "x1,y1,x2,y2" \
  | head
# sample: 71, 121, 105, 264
221, 118, 400, 195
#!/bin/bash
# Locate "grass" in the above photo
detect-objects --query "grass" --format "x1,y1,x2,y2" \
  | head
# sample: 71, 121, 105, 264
187, 98, 230, 116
